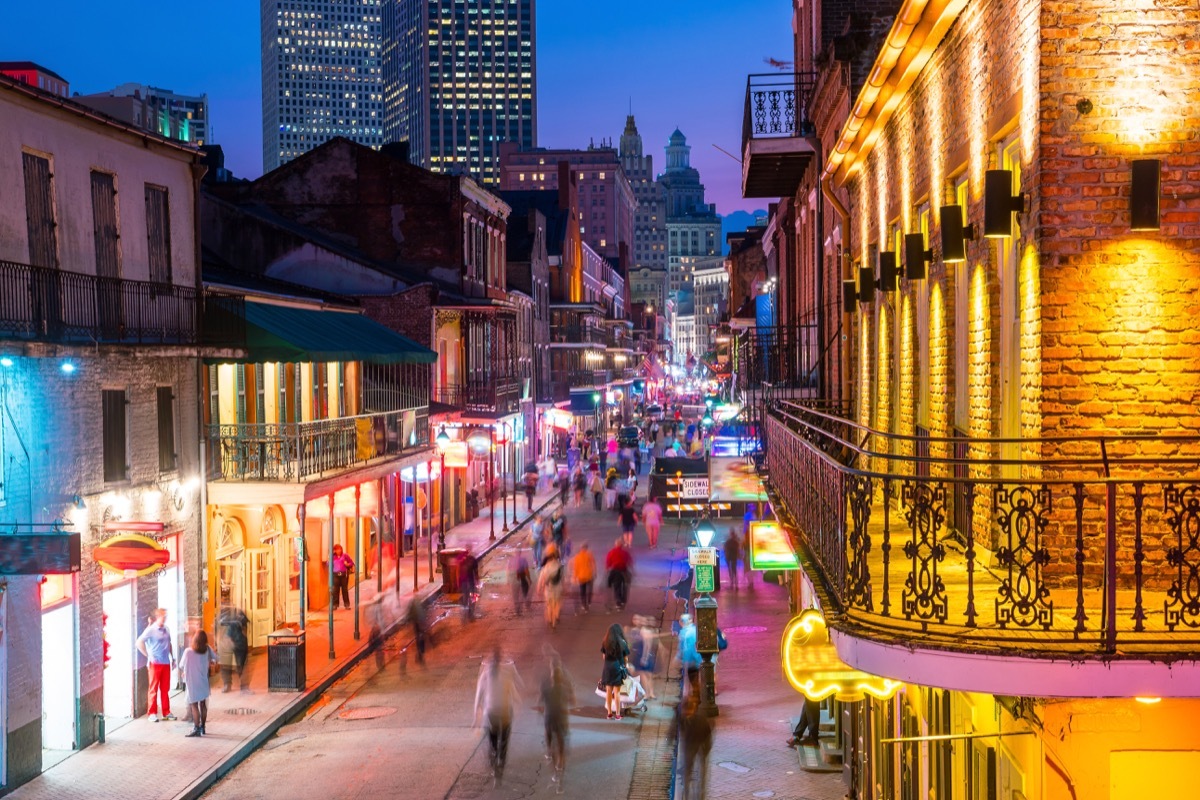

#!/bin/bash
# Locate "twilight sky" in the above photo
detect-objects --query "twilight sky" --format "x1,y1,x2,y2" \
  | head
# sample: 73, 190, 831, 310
0, 0, 789, 215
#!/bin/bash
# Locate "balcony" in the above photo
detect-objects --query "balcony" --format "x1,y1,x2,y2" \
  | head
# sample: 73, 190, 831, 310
764, 401, 1200, 695
0, 259, 228, 346
734, 323, 822, 400
550, 324, 605, 345
208, 406, 429, 482
741, 73, 818, 198
435, 380, 521, 417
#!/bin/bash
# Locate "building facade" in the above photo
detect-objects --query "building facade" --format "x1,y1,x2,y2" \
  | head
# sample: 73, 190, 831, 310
619, 114, 667, 273
0, 74, 225, 790
691, 257, 728, 353
260, 0, 385, 171
75, 84, 209, 146
383, 0, 536, 186
0, 62, 68, 98
747, 1, 1200, 799
661, 129, 721, 298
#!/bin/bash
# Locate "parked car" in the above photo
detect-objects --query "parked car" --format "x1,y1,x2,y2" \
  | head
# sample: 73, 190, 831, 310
618, 425, 641, 449
644, 404, 664, 420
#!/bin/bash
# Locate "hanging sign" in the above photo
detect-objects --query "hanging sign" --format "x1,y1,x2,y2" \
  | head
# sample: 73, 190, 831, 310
747, 521, 800, 571
94, 532, 170, 576
443, 441, 469, 468
0, 531, 81, 575
693, 564, 716, 594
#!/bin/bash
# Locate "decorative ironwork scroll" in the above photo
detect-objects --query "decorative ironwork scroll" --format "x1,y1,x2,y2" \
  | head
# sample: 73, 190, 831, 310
900, 480, 948, 628
845, 474, 874, 610
993, 485, 1053, 629
1164, 484, 1200, 630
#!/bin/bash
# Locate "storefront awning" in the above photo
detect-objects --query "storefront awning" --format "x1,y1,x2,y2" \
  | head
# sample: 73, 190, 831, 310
782, 610, 902, 702
569, 390, 601, 413
212, 301, 437, 364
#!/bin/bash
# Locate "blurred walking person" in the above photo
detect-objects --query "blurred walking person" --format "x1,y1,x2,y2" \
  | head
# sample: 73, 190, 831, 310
642, 496, 663, 548
537, 543, 565, 629
474, 646, 524, 786
599, 623, 630, 720
511, 548, 533, 615
589, 469, 604, 510
406, 597, 428, 667
677, 692, 713, 800
540, 654, 575, 793
571, 542, 596, 613
724, 527, 742, 589
216, 605, 250, 692
605, 538, 633, 611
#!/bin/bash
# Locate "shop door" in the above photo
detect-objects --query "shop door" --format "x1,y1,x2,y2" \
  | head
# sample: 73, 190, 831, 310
274, 535, 301, 627
246, 549, 273, 648
101, 583, 134, 720
217, 556, 244, 643
157, 565, 181, 655
41, 602, 77, 751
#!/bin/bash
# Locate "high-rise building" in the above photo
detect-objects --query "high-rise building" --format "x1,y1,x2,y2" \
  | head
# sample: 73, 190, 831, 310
383, 0, 536, 186
660, 129, 721, 298
260, 0, 385, 172
498, 142, 633, 263
619, 114, 667, 273
76, 83, 209, 145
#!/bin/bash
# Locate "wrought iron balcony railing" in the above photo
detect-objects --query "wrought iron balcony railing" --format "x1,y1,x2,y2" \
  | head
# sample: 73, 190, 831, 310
742, 72, 817, 150
550, 324, 606, 345
765, 400, 1200, 657
734, 323, 821, 394
435, 380, 521, 416
207, 406, 429, 482
0, 259, 208, 346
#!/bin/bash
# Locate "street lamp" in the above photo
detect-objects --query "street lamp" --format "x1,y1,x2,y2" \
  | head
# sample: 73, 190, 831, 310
435, 426, 450, 570
693, 511, 720, 718
489, 428, 496, 542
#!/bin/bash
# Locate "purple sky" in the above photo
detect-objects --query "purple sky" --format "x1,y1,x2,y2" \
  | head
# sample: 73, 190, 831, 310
1, 0, 789, 215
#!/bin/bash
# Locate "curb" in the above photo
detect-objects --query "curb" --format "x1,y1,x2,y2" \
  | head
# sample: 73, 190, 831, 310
175, 492, 561, 800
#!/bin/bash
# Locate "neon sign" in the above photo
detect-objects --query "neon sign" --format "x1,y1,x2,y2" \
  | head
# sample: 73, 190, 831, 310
781, 610, 902, 702
747, 521, 799, 570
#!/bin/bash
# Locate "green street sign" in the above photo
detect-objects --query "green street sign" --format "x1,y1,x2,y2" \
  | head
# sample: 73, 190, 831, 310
694, 564, 715, 594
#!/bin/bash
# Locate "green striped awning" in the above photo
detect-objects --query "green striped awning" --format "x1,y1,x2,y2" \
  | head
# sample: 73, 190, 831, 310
214, 301, 436, 364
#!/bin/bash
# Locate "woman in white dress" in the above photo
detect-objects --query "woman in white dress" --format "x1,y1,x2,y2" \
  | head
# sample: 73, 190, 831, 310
178, 630, 219, 737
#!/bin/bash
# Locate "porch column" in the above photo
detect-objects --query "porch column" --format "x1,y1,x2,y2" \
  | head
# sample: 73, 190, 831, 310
413, 470, 421, 592
376, 477, 384, 593
297, 503, 307, 632
353, 485, 361, 641
426, 460, 435, 583
393, 473, 401, 595
327, 494, 336, 659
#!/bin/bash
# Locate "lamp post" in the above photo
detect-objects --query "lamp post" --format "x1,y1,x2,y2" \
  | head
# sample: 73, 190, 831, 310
435, 426, 450, 572
489, 428, 496, 542
500, 422, 510, 533
693, 515, 719, 717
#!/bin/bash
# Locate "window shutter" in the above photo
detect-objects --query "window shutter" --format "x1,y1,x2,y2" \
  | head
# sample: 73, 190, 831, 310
102, 390, 127, 482
157, 386, 176, 472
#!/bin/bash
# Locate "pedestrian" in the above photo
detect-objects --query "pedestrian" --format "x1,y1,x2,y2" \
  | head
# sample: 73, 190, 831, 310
618, 498, 639, 549
541, 654, 575, 792
216, 605, 250, 692
571, 542, 596, 612
642, 496, 663, 548
627, 461, 639, 498
573, 467, 586, 508
538, 543, 565, 629
511, 548, 533, 615
558, 469, 570, 505
677, 691, 714, 800
531, 514, 546, 567
589, 469, 604, 511
599, 623, 630, 720
474, 646, 524, 786
177, 630, 218, 737
136, 608, 176, 722
366, 596, 387, 670
331, 543, 354, 610
605, 538, 633, 610
406, 597, 429, 666
460, 549, 480, 621
676, 613, 702, 696
724, 527, 742, 589
524, 469, 537, 512
629, 615, 662, 700
787, 697, 822, 748
604, 467, 619, 510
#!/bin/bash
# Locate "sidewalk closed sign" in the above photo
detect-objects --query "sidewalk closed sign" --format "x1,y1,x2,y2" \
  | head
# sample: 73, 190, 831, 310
679, 478, 709, 498
694, 564, 716, 593
688, 546, 718, 567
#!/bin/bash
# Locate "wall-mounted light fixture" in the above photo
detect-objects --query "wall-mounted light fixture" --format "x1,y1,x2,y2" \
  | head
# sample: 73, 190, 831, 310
878, 251, 897, 292
857, 263, 874, 302
983, 169, 1026, 238
1130, 158, 1161, 231
904, 233, 932, 281
940, 205, 975, 263
842, 280, 857, 313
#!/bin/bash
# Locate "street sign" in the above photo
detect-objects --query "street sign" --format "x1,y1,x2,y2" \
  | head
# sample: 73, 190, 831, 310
694, 564, 716, 593
680, 478, 709, 498
688, 546, 718, 567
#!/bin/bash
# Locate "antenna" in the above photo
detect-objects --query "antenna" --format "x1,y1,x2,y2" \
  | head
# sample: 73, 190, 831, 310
711, 144, 741, 165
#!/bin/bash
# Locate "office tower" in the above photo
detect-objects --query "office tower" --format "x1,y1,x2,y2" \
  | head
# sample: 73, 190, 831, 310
383, 0, 536, 185
76, 84, 209, 145
660, 129, 721, 297
619, 114, 667, 273
260, 0, 385, 172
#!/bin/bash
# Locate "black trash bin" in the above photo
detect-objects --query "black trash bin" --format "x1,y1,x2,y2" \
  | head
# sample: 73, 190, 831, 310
439, 547, 468, 598
267, 629, 306, 692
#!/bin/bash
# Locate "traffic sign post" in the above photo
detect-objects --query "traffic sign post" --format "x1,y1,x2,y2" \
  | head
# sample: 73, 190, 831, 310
688, 546, 718, 567
694, 563, 716, 594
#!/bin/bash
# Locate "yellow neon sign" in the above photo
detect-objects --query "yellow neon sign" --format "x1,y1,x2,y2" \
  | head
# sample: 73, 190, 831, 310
781, 609, 903, 702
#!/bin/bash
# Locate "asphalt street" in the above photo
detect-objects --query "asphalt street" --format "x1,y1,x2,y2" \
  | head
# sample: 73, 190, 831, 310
201, 481, 691, 800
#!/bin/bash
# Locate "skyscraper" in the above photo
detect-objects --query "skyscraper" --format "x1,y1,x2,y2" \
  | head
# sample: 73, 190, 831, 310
260, 0, 385, 172
76, 84, 208, 145
660, 129, 721, 297
383, 0, 536, 186
619, 114, 667, 273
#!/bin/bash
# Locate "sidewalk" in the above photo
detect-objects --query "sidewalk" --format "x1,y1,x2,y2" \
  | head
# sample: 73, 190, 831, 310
8, 486, 561, 800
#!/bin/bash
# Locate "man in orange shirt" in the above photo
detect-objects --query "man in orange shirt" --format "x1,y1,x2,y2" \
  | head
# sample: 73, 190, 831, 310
571, 542, 596, 612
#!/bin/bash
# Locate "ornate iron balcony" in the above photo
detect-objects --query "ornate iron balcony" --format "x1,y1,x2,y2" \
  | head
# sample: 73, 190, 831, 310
765, 400, 1200, 657
207, 406, 429, 482
741, 72, 818, 198
435, 380, 521, 416
0, 259, 205, 345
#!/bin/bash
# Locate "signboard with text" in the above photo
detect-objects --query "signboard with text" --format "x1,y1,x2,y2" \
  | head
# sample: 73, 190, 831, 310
694, 564, 716, 594
679, 478, 709, 498
747, 521, 800, 571
688, 546, 718, 567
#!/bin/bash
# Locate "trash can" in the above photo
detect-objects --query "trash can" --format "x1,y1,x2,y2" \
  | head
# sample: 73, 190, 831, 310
439, 547, 468, 598
267, 629, 306, 692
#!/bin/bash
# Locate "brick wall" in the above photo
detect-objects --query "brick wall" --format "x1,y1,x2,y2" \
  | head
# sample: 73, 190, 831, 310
360, 285, 437, 348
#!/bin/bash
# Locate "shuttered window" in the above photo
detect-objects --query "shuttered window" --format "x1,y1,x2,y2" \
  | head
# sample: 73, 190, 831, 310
144, 185, 172, 284
90, 171, 121, 278
22, 152, 58, 268
157, 386, 176, 473
102, 390, 127, 482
